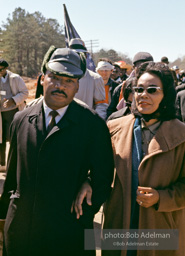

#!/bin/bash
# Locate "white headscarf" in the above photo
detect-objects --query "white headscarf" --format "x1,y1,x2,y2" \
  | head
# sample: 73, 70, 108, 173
96, 61, 114, 72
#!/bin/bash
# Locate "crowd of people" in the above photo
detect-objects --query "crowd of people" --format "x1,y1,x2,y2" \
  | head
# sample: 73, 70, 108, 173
0, 38, 185, 256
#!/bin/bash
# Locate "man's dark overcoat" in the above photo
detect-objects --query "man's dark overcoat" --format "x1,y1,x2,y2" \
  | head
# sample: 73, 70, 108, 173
0, 100, 114, 256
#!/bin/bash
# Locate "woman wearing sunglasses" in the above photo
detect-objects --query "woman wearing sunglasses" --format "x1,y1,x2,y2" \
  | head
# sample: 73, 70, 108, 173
73, 62, 185, 256
102, 61, 185, 256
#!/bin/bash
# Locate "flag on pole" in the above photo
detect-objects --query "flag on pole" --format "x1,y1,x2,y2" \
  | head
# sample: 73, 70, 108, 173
63, 4, 96, 72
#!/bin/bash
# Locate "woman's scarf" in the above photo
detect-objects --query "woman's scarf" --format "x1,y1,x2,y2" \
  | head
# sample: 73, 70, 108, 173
130, 117, 143, 229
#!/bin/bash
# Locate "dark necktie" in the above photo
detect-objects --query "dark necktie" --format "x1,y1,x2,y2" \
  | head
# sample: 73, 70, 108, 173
47, 110, 58, 133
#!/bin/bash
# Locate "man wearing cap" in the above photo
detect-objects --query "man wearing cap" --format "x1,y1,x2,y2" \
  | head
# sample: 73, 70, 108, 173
132, 51, 154, 73
114, 61, 129, 82
110, 63, 122, 83
161, 56, 169, 65
0, 59, 28, 170
69, 38, 105, 111
0, 46, 114, 256
95, 58, 119, 119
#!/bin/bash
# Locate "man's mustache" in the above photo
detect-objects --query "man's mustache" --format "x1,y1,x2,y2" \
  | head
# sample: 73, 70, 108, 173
51, 90, 67, 98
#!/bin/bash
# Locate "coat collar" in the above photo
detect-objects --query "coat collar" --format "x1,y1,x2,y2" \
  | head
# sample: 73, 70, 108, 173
108, 114, 185, 155
147, 118, 185, 155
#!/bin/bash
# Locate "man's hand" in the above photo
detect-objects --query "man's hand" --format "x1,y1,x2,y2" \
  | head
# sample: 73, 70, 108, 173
3, 98, 16, 108
71, 181, 92, 219
136, 186, 159, 208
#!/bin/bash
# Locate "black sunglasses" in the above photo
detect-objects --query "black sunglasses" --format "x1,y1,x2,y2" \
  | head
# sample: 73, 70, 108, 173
133, 87, 163, 94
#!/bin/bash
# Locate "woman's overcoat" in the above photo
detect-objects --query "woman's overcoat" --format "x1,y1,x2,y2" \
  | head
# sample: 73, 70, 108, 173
103, 114, 185, 256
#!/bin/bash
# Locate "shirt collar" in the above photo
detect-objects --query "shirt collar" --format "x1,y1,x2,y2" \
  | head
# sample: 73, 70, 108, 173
141, 120, 161, 134
1, 72, 8, 83
43, 99, 69, 119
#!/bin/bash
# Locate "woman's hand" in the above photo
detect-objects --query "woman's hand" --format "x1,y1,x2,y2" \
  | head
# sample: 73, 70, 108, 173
71, 181, 92, 219
136, 186, 159, 208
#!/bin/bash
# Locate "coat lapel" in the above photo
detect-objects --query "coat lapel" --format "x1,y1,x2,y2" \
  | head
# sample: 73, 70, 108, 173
145, 119, 185, 155
26, 100, 47, 147
139, 119, 185, 168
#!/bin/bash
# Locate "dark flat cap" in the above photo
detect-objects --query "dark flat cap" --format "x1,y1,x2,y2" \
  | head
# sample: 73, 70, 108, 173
41, 46, 86, 79
161, 56, 169, 64
133, 52, 153, 65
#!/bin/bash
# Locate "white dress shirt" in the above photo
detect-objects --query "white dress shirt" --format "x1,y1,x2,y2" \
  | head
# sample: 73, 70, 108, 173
43, 100, 69, 129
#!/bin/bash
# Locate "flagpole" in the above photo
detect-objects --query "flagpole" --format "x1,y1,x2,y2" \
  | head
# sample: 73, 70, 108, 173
63, 4, 96, 71
63, 4, 70, 44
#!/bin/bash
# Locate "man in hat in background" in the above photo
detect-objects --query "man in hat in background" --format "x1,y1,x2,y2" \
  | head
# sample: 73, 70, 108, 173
114, 61, 130, 82
0, 46, 114, 256
0, 59, 28, 170
132, 51, 154, 73
161, 56, 169, 65
110, 63, 122, 83
69, 38, 105, 111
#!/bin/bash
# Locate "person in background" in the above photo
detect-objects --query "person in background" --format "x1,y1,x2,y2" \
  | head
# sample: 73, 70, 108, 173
0, 47, 114, 256
131, 52, 154, 76
110, 63, 122, 83
120, 66, 129, 81
69, 38, 105, 111
107, 77, 135, 120
35, 73, 43, 99
170, 68, 178, 87
176, 88, 185, 122
160, 56, 169, 65
95, 58, 119, 120
0, 59, 28, 171
175, 70, 185, 92
106, 82, 123, 118
172, 65, 180, 82
179, 69, 185, 83
115, 61, 129, 81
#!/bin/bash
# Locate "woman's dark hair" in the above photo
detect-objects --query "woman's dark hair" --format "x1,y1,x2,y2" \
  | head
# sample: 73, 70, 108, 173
132, 61, 177, 121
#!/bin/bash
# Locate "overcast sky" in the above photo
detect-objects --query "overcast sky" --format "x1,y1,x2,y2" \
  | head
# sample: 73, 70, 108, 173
1, 0, 185, 63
